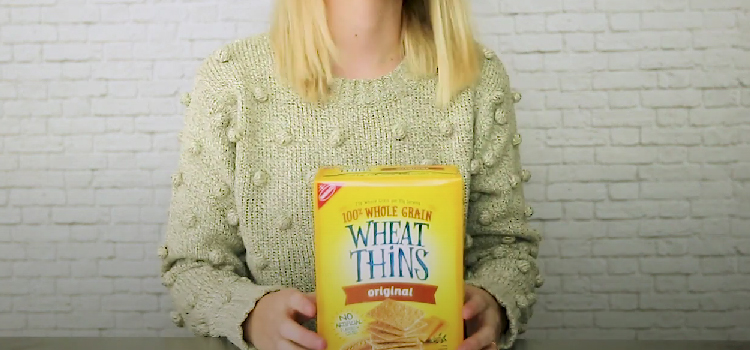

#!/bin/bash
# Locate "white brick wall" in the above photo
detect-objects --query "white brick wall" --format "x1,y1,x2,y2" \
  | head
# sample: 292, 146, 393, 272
0, 0, 748, 340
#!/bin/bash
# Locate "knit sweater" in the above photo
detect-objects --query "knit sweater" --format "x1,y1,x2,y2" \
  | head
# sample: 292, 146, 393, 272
158, 33, 543, 350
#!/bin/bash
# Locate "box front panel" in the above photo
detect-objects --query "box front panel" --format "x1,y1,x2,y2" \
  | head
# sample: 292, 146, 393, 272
315, 177, 464, 350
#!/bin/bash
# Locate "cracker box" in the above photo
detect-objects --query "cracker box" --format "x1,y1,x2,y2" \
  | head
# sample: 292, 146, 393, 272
313, 165, 465, 350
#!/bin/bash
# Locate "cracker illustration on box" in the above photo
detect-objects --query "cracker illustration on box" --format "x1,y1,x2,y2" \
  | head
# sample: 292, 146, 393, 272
313, 166, 464, 350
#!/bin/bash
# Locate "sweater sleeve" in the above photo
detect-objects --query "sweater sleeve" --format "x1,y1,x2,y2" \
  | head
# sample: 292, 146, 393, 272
158, 49, 284, 350
464, 48, 544, 349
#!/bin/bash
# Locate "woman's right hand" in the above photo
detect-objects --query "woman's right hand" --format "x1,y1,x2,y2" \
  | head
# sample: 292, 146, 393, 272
244, 289, 327, 350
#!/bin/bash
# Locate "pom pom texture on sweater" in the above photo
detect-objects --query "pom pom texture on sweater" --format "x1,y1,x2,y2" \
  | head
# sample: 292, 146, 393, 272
158, 33, 542, 350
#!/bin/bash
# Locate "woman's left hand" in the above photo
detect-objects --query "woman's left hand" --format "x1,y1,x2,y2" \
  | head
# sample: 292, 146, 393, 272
457, 284, 507, 350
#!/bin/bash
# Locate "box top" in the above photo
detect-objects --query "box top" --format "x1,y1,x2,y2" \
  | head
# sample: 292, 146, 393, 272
314, 165, 461, 182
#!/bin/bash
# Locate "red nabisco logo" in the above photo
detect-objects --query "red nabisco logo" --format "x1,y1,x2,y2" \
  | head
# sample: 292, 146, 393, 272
317, 182, 343, 208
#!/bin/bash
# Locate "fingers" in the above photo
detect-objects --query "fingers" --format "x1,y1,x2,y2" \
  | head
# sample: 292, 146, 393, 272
480, 342, 497, 350
463, 290, 488, 320
279, 319, 327, 350
481, 339, 499, 350
275, 339, 308, 350
305, 292, 317, 307
287, 290, 316, 319
457, 324, 497, 350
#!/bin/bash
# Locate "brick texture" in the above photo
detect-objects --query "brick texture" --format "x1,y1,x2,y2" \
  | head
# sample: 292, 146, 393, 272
0, 0, 748, 341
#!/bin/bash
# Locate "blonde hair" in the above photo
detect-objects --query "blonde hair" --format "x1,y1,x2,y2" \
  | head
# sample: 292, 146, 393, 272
269, 0, 482, 107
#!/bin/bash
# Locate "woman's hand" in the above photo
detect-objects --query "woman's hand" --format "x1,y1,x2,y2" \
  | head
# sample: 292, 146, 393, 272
244, 289, 327, 350
458, 285, 507, 350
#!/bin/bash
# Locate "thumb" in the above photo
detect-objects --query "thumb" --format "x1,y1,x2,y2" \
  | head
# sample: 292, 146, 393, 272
463, 289, 487, 320
288, 291, 317, 319
306, 292, 317, 304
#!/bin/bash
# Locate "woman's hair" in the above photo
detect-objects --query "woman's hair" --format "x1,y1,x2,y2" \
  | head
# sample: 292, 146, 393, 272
269, 0, 481, 107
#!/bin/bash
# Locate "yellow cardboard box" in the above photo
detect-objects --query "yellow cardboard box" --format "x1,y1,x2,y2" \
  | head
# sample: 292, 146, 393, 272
313, 165, 465, 350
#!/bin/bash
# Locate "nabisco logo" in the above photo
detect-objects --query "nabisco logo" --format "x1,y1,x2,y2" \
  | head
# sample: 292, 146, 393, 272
317, 182, 342, 208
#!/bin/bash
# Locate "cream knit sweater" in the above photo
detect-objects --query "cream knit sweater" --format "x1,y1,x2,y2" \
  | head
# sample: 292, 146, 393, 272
159, 33, 543, 350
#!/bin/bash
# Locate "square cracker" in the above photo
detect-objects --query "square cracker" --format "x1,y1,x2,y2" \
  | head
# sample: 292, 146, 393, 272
371, 336, 420, 345
371, 343, 421, 350
370, 330, 423, 343
404, 320, 428, 332
417, 316, 445, 342
371, 320, 425, 332
366, 299, 425, 330
369, 321, 402, 334
368, 325, 423, 339
340, 338, 371, 350
371, 334, 420, 343
372, 343, 421, 350
368, 328, 399, 338
371, 331, 409, 342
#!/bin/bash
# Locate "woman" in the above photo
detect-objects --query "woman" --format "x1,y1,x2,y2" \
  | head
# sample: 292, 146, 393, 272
158, 1, 543, 350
